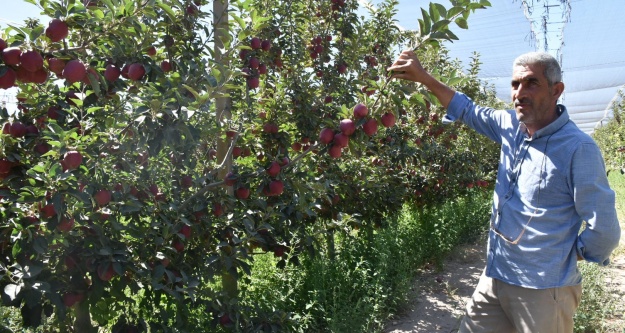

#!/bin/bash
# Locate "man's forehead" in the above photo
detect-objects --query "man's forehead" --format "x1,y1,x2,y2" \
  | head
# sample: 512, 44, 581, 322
512, 64, 545, 80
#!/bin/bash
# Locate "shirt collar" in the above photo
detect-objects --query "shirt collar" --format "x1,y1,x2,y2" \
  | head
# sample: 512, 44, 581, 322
524, 104, 569, 139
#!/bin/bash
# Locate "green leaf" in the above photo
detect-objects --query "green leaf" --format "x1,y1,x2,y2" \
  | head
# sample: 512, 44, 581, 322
447, 6, 464, 19
29, 25, 44, 41
156, 1, 176, 21
431, 19, 451, 33
420, 8, 431, 35
434, 3, 447, 18
455, 17, 468, 29
429, 3, 440, 22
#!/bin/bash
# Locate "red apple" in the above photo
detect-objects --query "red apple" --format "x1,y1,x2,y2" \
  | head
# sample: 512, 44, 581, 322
20, 50, 44, 72
339, 119, 356, 136
247, 76, 259, 89
258, 63, 267, 75
62, 60, 87, 83
180, 224, 191, 239
267, 180, 284, 196
9, 121, 27, 138
160, 60, 172, 72
57, 216, 75, 232
40, 204, 56, 219
333, 132, 349, 148
248, 57, 260, 69
97, 263, 116, 281
212, 202, 224, 217
250, 37, 261, 49
328, 145, 342, 158
263, 122, 279, 134
319, 128, 335, 144
362, 118, 378, 136
0, 67, 16, 89
224, 172, 237, 186
93, 189, 111, 206
127, 63, 145, 81
261, 40, 271, 51
172, 240, 184, 253
180, 175, 193, 189
235, 186, 250, 199
146, 45, 157, 56
46, 19, 69, 42
63, 150, 83, 170
63, 292, 84, 307
1, 47, 21, 66
104, 64, 120, 82
353, 103, 368, 119
381, 112, 396, 128
29, 68, 48, 84
266, 161, 281, 177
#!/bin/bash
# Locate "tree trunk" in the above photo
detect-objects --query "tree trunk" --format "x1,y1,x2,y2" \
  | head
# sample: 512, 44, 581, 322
213, 0, 237, 300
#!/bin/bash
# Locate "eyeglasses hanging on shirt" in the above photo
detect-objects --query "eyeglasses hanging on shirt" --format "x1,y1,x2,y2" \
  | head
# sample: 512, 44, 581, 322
490, 133, 554, 245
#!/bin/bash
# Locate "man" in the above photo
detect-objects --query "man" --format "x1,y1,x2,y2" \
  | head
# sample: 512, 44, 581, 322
387, 50, 621, 332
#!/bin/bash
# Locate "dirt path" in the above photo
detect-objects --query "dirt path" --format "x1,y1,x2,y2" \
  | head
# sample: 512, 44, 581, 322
384, 241, 485, 333
384, 237, 625, 333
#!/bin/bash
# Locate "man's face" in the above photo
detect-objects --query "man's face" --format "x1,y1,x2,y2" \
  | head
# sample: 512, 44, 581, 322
510, 64, 563, 132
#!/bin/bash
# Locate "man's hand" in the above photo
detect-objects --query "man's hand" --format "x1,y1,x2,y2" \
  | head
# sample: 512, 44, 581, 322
387, 49, 456, 109
387, 50, 427, 83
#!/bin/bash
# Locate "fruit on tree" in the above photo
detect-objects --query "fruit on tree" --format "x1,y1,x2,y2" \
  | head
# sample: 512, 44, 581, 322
160, 60, 172, 72
353, 103, 368, 118
339, 119, 356, 136
1, 48, 21, 66
127, 63, 145, 81
45, 19, 69, 42
333, 132, 349, 148
0, 67, 16, 89
261, 40, 271, 51
180, 224, 191, 239
97, 263, 116, 281
180, 175, 193, 189
57, 216, 75, 232
62, 60, 87, 83
40, 204, 56, 219
47, 58, 65, 75
93, 189, 112, 206
104, 64, 120, 82
381, 112, 396, 128
266, 180, 284, 196
9, 121, 27, 138
20, 50, 44, 72
213, 202, 224, 217
318, 128, 334, 144
250, 37, 261, 49
362, 118, 378, 136
328, 145, 342, 158
235, 186, 250, 199
146, 45, 157, 56
62, 292, 84, 307
62, 150, 83, 170
266, 161, 281, 177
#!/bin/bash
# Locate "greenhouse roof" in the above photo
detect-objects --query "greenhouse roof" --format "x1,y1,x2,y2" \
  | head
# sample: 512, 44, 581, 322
382, 0, 625, 135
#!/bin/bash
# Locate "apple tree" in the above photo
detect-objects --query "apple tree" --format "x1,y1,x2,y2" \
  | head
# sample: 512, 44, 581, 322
0, 0, 495, 331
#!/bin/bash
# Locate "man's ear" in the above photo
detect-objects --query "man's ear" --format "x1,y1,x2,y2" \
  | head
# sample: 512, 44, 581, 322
553, 81, 565, 99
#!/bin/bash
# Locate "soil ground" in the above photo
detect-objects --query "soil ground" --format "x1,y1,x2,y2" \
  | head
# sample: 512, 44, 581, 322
383, 235, 625, 333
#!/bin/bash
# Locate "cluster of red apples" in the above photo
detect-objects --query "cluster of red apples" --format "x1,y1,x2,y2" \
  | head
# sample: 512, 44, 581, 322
0, 17, 174, 91
318, 103, 397, 158
240, 36, 279, 89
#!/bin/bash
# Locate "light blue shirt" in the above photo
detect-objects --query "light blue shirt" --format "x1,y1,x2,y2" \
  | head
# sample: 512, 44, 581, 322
444, 92, 621, 289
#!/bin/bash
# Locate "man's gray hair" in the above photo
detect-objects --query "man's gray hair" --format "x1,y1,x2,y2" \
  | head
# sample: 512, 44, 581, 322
513, 52, 562, 86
